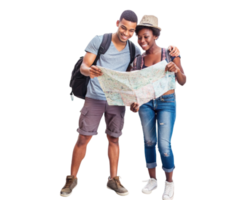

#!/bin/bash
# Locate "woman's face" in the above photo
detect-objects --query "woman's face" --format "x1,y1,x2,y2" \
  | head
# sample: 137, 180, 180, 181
137, 28, 157, 51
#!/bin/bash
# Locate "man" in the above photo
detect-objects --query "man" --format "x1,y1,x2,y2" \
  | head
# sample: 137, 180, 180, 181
60, 10, 141, 197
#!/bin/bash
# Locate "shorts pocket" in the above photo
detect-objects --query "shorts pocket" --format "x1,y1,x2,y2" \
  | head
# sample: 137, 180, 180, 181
120, 113, 125, 130
76, 106, 88, 129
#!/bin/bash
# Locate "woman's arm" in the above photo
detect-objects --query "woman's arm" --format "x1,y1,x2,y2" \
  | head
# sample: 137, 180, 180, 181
173, 57, 186, 86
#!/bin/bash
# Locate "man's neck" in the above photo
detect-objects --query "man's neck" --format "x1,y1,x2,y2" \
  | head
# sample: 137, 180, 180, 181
112, 33, 127, 48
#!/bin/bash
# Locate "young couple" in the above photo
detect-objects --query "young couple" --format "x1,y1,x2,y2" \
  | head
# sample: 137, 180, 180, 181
60, 10, 186, 200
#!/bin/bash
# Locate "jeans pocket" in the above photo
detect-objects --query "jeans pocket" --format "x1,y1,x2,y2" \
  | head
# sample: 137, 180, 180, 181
160, 97, 175, 103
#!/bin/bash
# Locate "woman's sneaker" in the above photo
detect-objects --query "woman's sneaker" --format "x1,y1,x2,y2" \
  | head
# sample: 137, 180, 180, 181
107, 176, 129, 196
142, 178, 157, 194
160, 179, 177, 200
58, 175, 80, 198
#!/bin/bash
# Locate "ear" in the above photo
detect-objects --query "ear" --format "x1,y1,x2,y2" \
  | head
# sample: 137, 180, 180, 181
114, 19, 119, 28
116, 20, 120, 27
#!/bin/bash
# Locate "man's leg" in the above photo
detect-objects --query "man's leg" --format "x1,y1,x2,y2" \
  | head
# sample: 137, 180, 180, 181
107, 135, 119, 179
71, 134, 92, 177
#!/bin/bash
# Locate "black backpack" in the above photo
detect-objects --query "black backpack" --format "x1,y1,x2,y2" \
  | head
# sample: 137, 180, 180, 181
69, 33, 136, 100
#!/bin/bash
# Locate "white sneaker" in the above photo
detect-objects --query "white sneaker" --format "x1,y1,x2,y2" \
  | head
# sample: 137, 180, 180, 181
162, 181, 174, 200
142, 178, 157, 194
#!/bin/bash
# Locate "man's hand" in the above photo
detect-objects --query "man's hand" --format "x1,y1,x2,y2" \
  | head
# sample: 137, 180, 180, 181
89, 65, 103, 78
168, 45, 180, 57
165, 62, 180, 73
130, 102, 139, 113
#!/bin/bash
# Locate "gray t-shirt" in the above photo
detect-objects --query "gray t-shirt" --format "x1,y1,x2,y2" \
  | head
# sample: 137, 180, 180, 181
85, 35, 141, 100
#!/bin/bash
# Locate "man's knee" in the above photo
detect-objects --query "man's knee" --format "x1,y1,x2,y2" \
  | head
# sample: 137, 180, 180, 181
76, 134, 94, 146
107, 135, 119, 145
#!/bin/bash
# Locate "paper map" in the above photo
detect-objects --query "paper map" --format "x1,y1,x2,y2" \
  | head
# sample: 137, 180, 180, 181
97, 60, 176, 106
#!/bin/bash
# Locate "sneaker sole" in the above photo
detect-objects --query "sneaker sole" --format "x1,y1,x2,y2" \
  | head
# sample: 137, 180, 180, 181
58, 185, 79, 198
104, 185, 131, 197
58, 191, 74, 198
160, 194, 176, 200
139, 186, 160, 195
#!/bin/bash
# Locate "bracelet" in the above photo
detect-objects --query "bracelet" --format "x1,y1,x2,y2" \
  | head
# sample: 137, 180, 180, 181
170, 55, 181, 61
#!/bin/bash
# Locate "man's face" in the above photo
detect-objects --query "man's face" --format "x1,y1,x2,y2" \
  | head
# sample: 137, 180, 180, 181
116, 18, 137, 43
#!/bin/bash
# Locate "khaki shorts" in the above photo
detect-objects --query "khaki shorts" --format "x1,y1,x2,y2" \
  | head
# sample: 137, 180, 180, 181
77, 97, 125, 138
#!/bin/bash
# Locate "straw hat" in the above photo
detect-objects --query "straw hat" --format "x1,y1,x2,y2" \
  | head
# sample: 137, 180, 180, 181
137, 15, 161, 31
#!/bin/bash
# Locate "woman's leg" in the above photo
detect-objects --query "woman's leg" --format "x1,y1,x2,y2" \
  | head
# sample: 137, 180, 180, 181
139, 102, 157, 179
163, 93, 178, 182
156, 99, 176, 181
165, 171, 173, 182
148, 168, 156, 179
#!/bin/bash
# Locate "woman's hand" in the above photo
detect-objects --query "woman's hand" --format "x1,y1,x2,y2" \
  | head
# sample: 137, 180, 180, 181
130, 102, 139, 112
165, 62, 180, 73
168, 45, 180, 57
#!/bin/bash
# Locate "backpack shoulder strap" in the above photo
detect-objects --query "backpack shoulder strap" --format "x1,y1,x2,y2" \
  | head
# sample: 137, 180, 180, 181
126, 40, 135, 71
127, 40, 136, 64
99, 33, 112, 54
161, 48, 164, 61
94, 33, 112, 63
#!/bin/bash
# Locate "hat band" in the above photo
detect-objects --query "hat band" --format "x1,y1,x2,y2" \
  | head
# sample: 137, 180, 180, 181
142, 23, 153, 26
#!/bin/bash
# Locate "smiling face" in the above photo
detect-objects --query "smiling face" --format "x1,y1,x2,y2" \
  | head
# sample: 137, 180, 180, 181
116, 18, 137, 43
137, 28, 158, 51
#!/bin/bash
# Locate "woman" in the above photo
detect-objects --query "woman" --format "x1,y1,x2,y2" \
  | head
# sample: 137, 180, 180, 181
130, 15, 186, 200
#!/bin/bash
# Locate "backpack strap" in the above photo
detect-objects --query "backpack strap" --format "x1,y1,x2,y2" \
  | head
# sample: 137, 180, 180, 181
161, 48, 163, 60
94, 33, 112, 63
126, 40, 136, 72
126, 40, 135, 72
127, 40, 136, 65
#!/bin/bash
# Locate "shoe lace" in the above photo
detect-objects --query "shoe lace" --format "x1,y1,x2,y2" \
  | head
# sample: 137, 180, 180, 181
115, 178, 123, 188
64, 179, 73, 188
114, 175, 126, 187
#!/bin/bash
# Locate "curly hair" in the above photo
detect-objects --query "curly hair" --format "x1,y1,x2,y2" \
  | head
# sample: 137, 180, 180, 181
135, 26, 161, 37
120, 10, 138, 23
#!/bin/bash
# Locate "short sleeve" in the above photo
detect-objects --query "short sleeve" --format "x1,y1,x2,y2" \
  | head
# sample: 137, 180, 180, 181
85, 35, 103, 55
170, 55, 181, 61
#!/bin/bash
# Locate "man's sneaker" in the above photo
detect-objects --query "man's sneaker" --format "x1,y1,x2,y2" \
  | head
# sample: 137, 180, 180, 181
60, 175, 77, 197
142, 178, 157, 194
107, 176, 129, 196
162, 181, 174, 200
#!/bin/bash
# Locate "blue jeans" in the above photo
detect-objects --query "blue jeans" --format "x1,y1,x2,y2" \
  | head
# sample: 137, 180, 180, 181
139, 93, 176, 172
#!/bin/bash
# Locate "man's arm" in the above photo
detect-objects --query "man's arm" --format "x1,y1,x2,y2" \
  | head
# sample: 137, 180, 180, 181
168, 45, 180, 57
173, 57, 188, 87
80, 52, 95, 76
